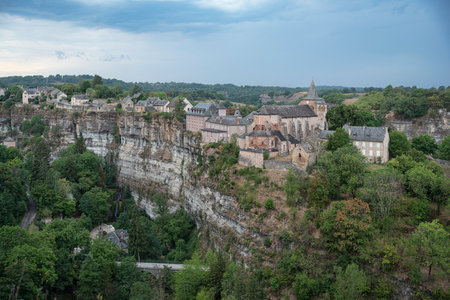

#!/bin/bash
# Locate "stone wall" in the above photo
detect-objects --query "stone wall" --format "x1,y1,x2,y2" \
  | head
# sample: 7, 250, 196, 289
238, 149, 264, 168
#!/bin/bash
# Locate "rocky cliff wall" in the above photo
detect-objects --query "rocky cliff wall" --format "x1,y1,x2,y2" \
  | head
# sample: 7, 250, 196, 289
0, 107, 265, 260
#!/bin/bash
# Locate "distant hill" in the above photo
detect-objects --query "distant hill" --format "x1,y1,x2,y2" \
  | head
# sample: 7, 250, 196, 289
0, 74, 365, 105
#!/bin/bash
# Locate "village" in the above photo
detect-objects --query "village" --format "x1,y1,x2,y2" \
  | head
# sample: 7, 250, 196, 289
2, 81, 390, 172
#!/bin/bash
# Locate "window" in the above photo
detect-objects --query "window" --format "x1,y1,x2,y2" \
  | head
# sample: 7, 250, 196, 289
376, 151, 380, 156
362, 142, 366, 147
369, 142, 373, 147
362, 150, 366, 155
369, 150, 373, 156
377, 143, 380, 148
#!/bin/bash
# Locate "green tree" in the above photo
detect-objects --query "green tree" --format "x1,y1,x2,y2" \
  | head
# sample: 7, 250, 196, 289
0, 163, 27, 226
78, 80, 91, 93
283, 168, 301, 205
411, 134, 437, 155
129, 209, 161, 261
406, 166, 436, 200
221, 262, 247, 300
333, 263, 368, 300
292, 272, 319, 300
359, 168, 404, 222
74, 133, 86, 154
78, 254, 103, 300
79, 187, 112, 225
320, 198, 372, 254
389, 130, 410, 158
115, 256, 145, 300
326, 127, 351, 151
307, 171, 330, 208
130, 84, 142, 95
174, 255, 208, 300
20, 115, 46, 136
173, 98, 187, 122
406, 220, 450, 280
92, 74, 103, 86
438, 135, 450, 160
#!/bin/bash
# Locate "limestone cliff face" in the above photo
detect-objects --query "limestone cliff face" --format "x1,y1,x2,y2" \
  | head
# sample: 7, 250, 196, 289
0, 108, 263, 259
386, 109, 450, 142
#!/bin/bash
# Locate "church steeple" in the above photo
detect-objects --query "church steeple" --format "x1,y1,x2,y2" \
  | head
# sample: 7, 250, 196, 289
305, 80, 319, 100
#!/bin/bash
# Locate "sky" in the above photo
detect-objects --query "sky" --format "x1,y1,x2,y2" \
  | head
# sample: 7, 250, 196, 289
0, 0, 449, 88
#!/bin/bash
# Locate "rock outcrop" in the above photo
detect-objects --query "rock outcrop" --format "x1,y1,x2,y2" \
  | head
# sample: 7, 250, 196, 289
0, 107, 265, 260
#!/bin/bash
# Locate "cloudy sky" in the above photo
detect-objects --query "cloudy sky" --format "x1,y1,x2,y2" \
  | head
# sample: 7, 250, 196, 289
0, 0, 449, 87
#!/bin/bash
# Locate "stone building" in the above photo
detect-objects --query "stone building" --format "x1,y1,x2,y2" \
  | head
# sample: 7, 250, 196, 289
167, 97, 193, 113
298, 80, 328, 129
121, 96, 134, 111
71, 94, 89, 106
201, 110, 254, 143
22, 88, 40, 104
319, 125, 390, 163
186, 103, 217, 132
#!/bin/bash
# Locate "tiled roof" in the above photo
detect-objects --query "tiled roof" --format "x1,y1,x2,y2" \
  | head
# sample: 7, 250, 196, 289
255, 105, 317, 118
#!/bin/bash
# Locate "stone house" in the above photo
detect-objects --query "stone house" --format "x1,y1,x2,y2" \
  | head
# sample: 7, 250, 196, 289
71, 94, 89, 106
152, 99, 170, 112
186, 103, 217, 132
167, 97, 193, 113
319, 125, 390, 163
22, 88, 40, 104
121, 96, 134, 111
135, 100, 148, 113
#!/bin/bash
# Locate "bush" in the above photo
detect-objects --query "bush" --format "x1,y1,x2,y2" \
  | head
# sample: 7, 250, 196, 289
293, 272, 319, 300
264, 237, 272, 247
264, 198, 274, 210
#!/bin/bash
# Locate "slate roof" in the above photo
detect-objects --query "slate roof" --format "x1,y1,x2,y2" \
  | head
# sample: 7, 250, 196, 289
201, 128, 227, 133
136, 100, 148, 106
234, 110, 242, 117
121, 96, 132, 104
217, 102, 226, 109
319, 130, 336, 139
187, 103, 216, 116
206, 115, 252, 126
343, 125, 387, 142
320, 126, 387, 142
72, 94, 88, 99
255, 105, 317, 118
248, 130, 287, 141
25, 88, 38, 94
107, 229, 128, 249
152, 99, 169, 106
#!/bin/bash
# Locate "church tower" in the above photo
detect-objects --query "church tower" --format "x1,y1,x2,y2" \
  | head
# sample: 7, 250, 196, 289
299, 80, 328, 130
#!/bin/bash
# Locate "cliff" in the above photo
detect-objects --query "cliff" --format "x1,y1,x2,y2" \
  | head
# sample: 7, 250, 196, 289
0, 107, 271, 261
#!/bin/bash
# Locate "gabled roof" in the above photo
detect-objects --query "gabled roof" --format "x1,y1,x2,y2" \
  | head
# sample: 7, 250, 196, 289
255, 105, 317, 118
343, 125, 387, 142
153, 99, 169, 106
217, 102, 226, 109
136, 100, 148, 106
187, 103, 216, 116
206, 115, 252, 126
121, 96, 132, 104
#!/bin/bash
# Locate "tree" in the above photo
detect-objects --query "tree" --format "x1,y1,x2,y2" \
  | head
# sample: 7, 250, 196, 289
221, 262, 247, 300
92, 74, 103, 86
333, 263, 368, 300
406, 166, 436, 200
326, 127, 351, 151
115, 256, 145, 300
78, 80, 91, 93
30, 137, 51, 182
74, 133, 86, 154
174, 255, 208, 300
411, 134, 437, 155
293, 272, 319, 300
79, 187, 112, 225
283, 168, 301, 205
20, 115, 46, 136
407, 220, 449, 280
359, 168, 404, 222
320, 198, 372, 254
430, 175, 450, 216
173, 99, 186, 122
130, 84, 142, 95
307, 171, 330, 208
438, 135, 450, 160
0, 163, 27, 226
389, 130, 410, 158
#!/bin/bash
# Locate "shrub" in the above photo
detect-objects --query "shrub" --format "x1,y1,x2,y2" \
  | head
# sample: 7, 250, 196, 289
264, 237, 272, 247
264, 198, 274, 210
293, 272, 319, 300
